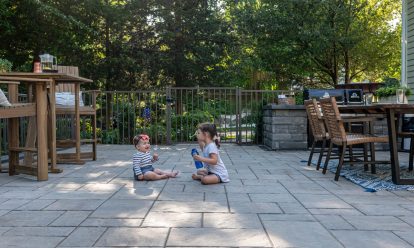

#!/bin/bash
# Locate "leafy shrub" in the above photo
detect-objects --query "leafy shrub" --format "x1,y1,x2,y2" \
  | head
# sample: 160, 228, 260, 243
113, 101, 136, 143
171, 109, 214, 141
136, 123, 166, 144
376, 78, 412, 98
0, 59, 12, 72
80, 119, 93, 139
100, 128, 120, 144
295, 91, 304, 105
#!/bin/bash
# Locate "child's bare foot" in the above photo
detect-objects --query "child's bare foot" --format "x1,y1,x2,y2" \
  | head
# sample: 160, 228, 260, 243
192, 174, 202, 180
169, 170, 180, 178
197, 169, 207, 176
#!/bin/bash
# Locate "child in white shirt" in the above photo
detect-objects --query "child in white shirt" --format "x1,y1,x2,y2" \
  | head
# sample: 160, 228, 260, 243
192, 123, 229, 184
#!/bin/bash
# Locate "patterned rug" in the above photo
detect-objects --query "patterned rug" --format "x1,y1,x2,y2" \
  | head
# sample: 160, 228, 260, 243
302, 160, 414, 191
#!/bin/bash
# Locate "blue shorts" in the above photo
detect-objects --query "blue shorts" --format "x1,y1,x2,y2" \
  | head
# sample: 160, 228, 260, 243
141, 165, 155, 175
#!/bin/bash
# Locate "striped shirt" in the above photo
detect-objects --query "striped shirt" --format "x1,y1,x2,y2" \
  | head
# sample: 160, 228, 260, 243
132, 151, 153, 176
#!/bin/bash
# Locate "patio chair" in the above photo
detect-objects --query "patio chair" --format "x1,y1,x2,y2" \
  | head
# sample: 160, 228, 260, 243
319, 97, 389, 181
305, 99, 328, 170
305, 99, 375, 171
55, 66, 98, 162
0, 78, 47, 179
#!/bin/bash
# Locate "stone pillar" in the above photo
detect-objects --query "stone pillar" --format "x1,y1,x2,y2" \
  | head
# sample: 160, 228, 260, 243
263, 104, 307, 150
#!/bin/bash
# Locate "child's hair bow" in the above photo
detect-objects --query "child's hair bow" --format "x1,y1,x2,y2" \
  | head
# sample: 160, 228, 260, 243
133, 134, 150, 146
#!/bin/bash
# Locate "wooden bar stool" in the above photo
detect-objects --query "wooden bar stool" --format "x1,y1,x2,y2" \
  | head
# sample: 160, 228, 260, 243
55, 66, 97, 163
0, 77, 50, 180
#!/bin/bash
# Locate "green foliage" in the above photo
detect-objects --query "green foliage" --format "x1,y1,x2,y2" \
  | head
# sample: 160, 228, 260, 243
0, 58, 12, 72
136, 124, 166, 144
113, 101, 136, 143
375, 87, 396, 98
295, 92, 304, 105
228, 0, 401, 87
100, 129, 120, 144
0, 0, 402, 90
172, 110, 215, 141
382, 77, 400, 88
375, 78, 412, 97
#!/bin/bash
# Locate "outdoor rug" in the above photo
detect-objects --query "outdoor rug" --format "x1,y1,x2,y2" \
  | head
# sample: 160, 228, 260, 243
302, 160, 414, 191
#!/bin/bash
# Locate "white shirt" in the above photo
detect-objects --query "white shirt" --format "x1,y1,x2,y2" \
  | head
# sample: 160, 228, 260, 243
202, 142, 229, 182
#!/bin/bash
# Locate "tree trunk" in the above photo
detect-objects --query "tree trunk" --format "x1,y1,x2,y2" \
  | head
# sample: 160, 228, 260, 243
330, 6, 339, 86
105, 0, 112, 90
344, 50, 350, 84
104, 0, 112, 130
173, 0, 185, 87
332, 43, 338, 86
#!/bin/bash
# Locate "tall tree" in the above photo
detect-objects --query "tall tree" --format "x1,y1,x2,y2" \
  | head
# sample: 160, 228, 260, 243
151, 0, 234, 87
229, 0, 402, 87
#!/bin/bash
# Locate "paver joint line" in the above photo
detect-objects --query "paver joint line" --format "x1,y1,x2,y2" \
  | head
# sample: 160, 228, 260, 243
0, 144, 413, 248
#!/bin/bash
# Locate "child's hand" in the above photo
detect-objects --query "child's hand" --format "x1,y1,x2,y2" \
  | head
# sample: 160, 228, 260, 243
193, 154, 202, 161
153, 153, 159, 161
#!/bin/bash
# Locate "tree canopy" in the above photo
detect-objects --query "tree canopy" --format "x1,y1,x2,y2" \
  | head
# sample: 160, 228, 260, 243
0, 0, 402, 90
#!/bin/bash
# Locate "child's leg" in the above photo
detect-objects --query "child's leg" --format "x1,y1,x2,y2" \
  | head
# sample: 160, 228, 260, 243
192, 174, 203, 180
200, 174, 220, 185
197, 169, 208, 176
153, 168, 179, 178
143, 171, 168, 180
192, 169, 207, 180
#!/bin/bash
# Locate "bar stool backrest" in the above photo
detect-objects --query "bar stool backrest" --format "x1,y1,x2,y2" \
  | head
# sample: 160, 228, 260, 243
56, 66, 78, 93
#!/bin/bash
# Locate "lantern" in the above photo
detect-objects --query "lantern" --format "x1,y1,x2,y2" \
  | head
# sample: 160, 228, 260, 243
39, 53, 58, 72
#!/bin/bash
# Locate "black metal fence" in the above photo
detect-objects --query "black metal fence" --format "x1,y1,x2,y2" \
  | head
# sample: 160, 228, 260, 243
92, 87, 299, 145
1, 87, 300, 156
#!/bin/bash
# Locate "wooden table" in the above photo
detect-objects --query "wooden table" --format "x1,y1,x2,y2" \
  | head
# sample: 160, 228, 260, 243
0, 72, 93, 171
0, 76, 51, 180
340, 104, 414, 185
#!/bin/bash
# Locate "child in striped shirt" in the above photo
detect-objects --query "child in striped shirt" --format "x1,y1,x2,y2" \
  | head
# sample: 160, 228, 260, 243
132, 134, 179, 181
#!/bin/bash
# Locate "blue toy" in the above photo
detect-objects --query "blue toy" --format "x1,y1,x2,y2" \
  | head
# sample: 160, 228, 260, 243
191, 148, 204, 169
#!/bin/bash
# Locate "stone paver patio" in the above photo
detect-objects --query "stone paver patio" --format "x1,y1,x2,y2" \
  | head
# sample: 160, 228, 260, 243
0, 144, 414, 247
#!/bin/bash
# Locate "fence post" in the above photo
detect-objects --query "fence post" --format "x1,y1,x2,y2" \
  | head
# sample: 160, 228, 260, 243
236, 87, 241, 144
166, 86, 172, 145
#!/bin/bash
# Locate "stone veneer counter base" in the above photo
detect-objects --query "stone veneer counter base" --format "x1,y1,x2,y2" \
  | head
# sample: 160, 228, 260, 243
263, 104, 308, 150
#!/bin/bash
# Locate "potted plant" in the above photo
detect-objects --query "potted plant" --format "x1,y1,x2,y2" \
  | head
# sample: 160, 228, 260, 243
0, 58, 12, 73
375, 78, 412, 103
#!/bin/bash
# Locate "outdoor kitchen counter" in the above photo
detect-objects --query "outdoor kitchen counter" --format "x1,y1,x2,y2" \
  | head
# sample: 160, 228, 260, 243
263, 104, 308, 150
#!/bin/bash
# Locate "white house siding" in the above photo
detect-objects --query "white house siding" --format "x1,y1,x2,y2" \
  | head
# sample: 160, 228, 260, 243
407, 0, 414, 102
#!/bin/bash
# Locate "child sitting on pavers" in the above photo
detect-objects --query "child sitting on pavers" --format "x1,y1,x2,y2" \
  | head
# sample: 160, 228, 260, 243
192, 123, 230, 184
132, 134, 179, 181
